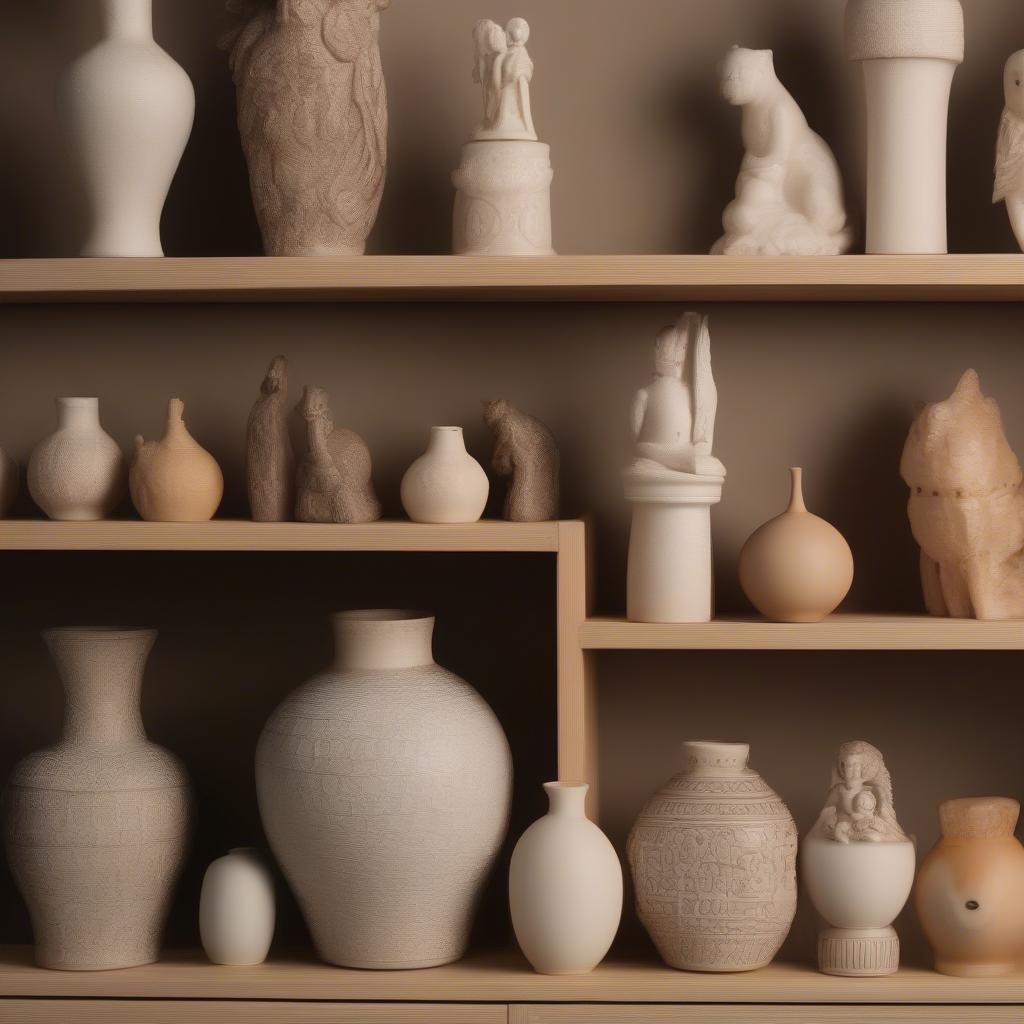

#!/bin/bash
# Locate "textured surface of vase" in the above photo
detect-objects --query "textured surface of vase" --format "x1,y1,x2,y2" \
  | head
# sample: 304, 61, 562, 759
200, 847, 275, 966
509, 783, 622, 975
0, 446, 18, 518
916, 797, 1024, 977
28, 398, 126, 521
401, 427, 490, 524
256, 610, 513, 969
225, 0, 389, 256
130, 398, 224, 522
628, 741, 797, 972
738, 467, 854, 622
994, 51, 1024, 252
1, 629, 192, 970
483, 400, 559, 522
247, 356, 295, 522
58, 0, 194, 256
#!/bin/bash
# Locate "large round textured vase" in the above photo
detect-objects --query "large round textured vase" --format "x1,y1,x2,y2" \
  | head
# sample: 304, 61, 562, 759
1, 629, 192, 970
628, 741, 798, 972
58, 0, 195, 256
256, 610, 513, 969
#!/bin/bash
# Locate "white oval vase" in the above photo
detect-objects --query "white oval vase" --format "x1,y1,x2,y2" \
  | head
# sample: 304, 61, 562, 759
256, 610, 513, 969
200, 847, 275, 966
401, 426, 490, 524
59, 0, 195, 257
28, 398, 126, 521
509, 782, 622, 975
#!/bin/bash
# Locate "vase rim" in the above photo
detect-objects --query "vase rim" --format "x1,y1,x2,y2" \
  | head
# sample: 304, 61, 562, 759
332, 609, 432, 624
43, 627, 157, 643
56, 397, 99, 406
543, 781, 589, 792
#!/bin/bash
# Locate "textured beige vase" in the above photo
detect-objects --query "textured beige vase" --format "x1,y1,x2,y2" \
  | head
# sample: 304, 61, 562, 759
739, 467, 854, 622
628, 741, 798, 972
256, 610, 513, 969
1, 629, 192, 970
130, 398, 223, 522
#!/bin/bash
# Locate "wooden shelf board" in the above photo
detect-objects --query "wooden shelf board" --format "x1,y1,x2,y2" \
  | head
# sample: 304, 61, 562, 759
582, 614, 1024, 650
0, 948, 1021, 1004
0, 519, 563, 553
4, 256, 1024, 303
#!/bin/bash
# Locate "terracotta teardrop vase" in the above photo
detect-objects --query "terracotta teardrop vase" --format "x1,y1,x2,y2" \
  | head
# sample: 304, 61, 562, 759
738, 467, 854, 622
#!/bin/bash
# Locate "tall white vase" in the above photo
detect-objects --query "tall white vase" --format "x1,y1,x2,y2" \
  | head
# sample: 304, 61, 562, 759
509, 783, 622, 975
200, 848, 275, 966
59, 0, 195, 257
401, 427, 490, 524
846, 0, 964, 253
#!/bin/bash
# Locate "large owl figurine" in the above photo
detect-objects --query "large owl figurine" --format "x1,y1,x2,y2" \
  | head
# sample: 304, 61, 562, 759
994, 49, 1024, 251
225, 0, 390, 256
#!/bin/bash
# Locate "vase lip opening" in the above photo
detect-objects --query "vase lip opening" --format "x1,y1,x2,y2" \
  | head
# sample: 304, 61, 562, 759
43, 626, 157, 643
683, 740, 751, 770
56, 397, 99, 406
543, 780, 590, 792
333, 609, 433, 624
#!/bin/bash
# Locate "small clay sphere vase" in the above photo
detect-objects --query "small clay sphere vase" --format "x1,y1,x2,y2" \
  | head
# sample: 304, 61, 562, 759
739, 467, 854, 622
200, 847, 275, 966
28, 397, 126, 521
916, 797, 1024, 977
401, 426, 489, 524
0, 446, 18, 518
130, 399, 223, 522
509, 782, 623, 975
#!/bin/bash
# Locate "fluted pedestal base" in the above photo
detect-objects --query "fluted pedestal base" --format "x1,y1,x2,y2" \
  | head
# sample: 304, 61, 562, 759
819, 926, 900, 977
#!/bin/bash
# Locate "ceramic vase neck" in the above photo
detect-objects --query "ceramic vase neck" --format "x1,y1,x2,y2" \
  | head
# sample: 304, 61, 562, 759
56, 398, 101, 432
544, 782, 589, 818
46, 629, 155, 747
332, 611, 435, 672
161, 398, 192, 445
683, 740, 751, 777
102, 0, 154, 40
787, 467, 807, 513
426, 426, 469, 459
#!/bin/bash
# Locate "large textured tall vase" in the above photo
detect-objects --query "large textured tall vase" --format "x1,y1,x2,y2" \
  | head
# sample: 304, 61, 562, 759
256, 610, 513, 969
1, 629, 192, 970
628, 741, 798, 972
58, 0, 195, 257
226, 0, 390, 256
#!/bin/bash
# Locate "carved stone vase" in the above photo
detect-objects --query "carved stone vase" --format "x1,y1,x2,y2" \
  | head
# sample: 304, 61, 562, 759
628, 741, 797, 972
1, 629, 192, 970
256, 610, 513, 969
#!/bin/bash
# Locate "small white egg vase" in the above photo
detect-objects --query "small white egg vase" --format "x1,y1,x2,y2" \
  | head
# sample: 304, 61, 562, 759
401, 426, 489, 524
994, 50, 1024, 251
845, 0, 964, 254
200, 848, 275, 966
509, 783, 622, 976
714, 47, 851, 256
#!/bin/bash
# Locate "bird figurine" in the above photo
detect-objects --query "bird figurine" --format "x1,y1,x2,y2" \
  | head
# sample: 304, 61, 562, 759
994, 49, 1024, 251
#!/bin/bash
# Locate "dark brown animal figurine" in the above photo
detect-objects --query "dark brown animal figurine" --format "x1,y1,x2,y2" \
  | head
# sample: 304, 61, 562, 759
247, 355, 295, 522
483, 399, 559, 522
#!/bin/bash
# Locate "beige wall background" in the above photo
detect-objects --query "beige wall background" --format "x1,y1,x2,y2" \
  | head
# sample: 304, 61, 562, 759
1, 0, 1023, 967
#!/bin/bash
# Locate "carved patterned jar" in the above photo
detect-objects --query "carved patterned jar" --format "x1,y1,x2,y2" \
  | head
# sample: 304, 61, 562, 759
628, 741, 797, 972
256, 610, 513, 969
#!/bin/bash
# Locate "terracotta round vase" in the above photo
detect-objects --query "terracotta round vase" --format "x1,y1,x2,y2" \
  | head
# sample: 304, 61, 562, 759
915, 797, 1024, 977
130, 399, 223, 522
256, 610, 513, 969
509, 782, 623, 975
200, 847, 275, 966
628, 741, 798, 972
401, 426, 490, 524
738, 467, 854, 622
1, 629, 192, 970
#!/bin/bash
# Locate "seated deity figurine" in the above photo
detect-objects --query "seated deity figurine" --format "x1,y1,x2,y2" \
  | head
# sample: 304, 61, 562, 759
713, 46, 851, 256
630, 313, 726, 479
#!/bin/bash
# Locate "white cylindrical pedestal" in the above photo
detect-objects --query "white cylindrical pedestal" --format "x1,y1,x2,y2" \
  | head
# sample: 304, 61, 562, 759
624, 464, 724, 624
452, 140, 554, 255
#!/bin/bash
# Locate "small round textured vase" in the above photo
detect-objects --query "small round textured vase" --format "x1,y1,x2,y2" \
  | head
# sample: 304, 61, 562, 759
739, 467, 854, 622
401, 427, 489, 524
200, 848, 275, 966
628, 741, 798, 972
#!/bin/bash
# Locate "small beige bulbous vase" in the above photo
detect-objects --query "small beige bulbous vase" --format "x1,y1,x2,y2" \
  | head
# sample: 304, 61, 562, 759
130, 399, 223, 522
401, 426, 490, 524
738, 467, 854, 622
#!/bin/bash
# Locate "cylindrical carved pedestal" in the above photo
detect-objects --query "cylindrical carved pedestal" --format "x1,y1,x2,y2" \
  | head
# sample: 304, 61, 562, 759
819, 926, 900, 977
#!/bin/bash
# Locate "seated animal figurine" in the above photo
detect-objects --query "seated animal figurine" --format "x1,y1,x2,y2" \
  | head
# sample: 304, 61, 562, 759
483, 399, 559, 522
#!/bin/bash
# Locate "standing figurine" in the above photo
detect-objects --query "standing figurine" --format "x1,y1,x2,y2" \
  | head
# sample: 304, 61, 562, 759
247, 356, 295, 522
473, 17, 536, 141
483, 400, 559, 522
295, 387, 381, 524
995, 50, 1024, 251
224, 0, 390, 256
714, 47, 850, 256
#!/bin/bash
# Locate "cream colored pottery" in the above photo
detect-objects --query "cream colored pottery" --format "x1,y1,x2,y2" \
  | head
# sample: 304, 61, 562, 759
28, 398, 126, 521
739, 467, 854, 622
256, 610, 513, 969
1, 629, 192, 970
915, 797, 1024, 977
130, 399, 223, 522
0, 446, 18, 518
509, 782, 622, 975
401, 427, 489, 524
200, 847, 275, 966
995, 51, 1024, 252
628, 741, 797, 972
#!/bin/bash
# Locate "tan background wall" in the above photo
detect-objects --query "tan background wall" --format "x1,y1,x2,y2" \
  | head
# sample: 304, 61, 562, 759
1, 0, 1023, 967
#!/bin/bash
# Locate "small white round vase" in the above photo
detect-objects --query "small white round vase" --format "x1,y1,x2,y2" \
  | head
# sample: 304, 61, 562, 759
401, 426, 490, 524
802, 835, 916, 976
28, 398, 126, 521
509, 783, 623, 976
200, 848, 275, 966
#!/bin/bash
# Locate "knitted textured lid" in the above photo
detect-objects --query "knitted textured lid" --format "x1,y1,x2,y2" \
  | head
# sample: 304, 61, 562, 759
845, 0, 964, 63
938, 797, 1020, 840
